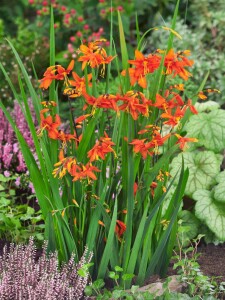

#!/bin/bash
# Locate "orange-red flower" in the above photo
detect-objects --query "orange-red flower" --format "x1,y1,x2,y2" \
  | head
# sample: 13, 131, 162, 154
53, 151, 101, 182
121, 49, 161, 88
186, 99, 198, 115
63, 71, 92, 98
83, 92, 119, 113
87, 132, 115, 162
39, 60, 74, 89
117, 91, 150, 120
161, 107, 185, 127
130, 125, 171, 159
175, 134, 198, 150
40, 112, 61, 139
78, 40, 115, 75
115, 220, 126, 238
71, 163, 101, 182
164, 49, 194, 80
129, 139, 154, 159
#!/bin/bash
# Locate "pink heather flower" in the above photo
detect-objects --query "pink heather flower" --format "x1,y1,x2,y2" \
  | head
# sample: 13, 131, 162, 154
17, 151, 27, 172
13, 143, 19, 153
3, 170, 10, 178
3, 143, 13, 169
63, 53, 69, 59
15, 177, 21, 187
54, 23, 59, 29
29, 0, 34, 4
28, 182, 35, 194
70, 9, 76, 15
42, 0, 48, 6
37, 10, 41, 15
65, 13, 71, 19
99, 0, 105, 2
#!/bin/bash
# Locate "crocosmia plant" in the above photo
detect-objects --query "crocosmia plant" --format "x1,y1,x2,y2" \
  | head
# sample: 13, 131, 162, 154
0, 3, 203, 288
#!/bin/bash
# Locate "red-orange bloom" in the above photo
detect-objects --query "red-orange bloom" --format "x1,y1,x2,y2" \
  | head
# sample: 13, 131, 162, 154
87, 132, 115, 162
117, 91, 150, 120
72, 163, 101, 182
115, 220, 126, 238
186, 99, 198, 115
161, 107, 185, 127
164, 49, 194, 80
39, 60, 74, 89
175, 134, 198, 150
64, 71, 92, 98
83, 92, 119, 113
129, 139, 154, 159
122, 50, 161, 88
40, 112, 61, 139
78, 41, 115, 75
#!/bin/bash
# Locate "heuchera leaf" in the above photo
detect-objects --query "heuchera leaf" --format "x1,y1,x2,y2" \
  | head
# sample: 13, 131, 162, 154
212, 170, 225, 203
193, 189, 225, 241
170, 151, 222, 196
185, 109, 225, 152
194, 101, 220, 113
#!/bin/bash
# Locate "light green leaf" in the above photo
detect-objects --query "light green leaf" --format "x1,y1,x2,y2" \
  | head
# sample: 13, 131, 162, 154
170, 151, 221, 196
178, 210, 200, 246
185, 109, 225, 152
213, 183, 225, 203
194, 101, 220, 113
0, 174, 11, 182
0, 197, 11, 207
216, 170, 225, 183
193, 189, 225, 241
210, 170, 225, 203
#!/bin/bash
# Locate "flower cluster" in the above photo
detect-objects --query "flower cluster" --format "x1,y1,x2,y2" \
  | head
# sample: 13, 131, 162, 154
39, 40, 199, 240
39, 41, 198, 181
0, 100, 37, 173
0, 237, 92, 299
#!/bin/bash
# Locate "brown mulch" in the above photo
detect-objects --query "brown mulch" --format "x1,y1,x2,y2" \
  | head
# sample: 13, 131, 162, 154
197, 243, 225, 284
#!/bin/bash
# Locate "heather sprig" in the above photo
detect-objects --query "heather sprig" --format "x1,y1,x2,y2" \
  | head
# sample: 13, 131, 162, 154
0, 99, 37, 173
0, 237, 92, 300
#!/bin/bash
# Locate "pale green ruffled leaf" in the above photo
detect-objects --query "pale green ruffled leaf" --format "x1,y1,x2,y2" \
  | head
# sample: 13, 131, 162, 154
216, 169, 225, 183
213, 183, 225, 203
195, 101, 220, 113
170, 151, 221, 196
211, 170, 225, 203
185, 109, 225, 152
193, 189, 225, 241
